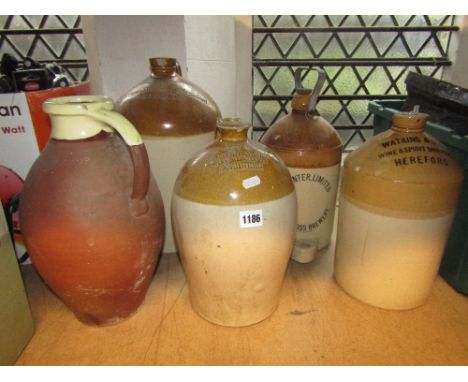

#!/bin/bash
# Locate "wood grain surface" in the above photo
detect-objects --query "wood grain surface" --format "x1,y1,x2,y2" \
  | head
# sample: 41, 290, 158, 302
15, 233, 468, 366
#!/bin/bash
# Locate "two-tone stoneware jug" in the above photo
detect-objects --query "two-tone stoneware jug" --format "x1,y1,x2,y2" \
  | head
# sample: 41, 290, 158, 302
261, 68, 342, 263
172, 118, 297, 327
334, 111, 463, 310
116, 57, 220, 254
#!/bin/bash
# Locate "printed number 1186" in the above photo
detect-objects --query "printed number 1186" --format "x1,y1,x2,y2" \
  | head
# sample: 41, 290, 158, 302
240, 210, 263, 228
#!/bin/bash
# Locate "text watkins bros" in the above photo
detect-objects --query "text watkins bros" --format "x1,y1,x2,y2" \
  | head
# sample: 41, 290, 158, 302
379, 135, 450, 167
291, 171, 332, 232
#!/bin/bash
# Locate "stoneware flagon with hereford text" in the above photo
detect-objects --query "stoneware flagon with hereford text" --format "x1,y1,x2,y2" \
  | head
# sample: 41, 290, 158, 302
334, 111, 463, 310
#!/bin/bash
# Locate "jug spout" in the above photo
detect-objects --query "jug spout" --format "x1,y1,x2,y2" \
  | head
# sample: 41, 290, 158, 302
45, 96, 114, 141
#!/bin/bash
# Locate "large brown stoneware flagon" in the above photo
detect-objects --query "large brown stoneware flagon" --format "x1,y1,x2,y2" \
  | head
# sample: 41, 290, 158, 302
261, 68, 343, 263
334, 111, 464, 310
172, 118, 297, 327
116, 57, 220, 254
19, 96, 165, 326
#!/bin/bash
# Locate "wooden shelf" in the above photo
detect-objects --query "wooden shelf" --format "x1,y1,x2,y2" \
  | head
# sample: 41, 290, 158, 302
15, 236, 468, 365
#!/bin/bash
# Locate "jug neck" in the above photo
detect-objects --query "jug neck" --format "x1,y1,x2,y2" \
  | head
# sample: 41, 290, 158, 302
217, 118, 249, 143
150, 57, 181, 77
49, 114, 112, 141
391, 111, 428, 134
44, 96, 115, 141
291, 92, 321, 119
291, 92, 312, 113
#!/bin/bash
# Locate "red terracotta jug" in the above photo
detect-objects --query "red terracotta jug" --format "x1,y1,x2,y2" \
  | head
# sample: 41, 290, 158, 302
19, 96, 165, 326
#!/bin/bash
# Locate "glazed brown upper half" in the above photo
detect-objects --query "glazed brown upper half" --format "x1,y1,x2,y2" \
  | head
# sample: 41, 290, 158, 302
115, 58, 220, 137
174, 127, 294, 206
342, 128, 464, 218
260, 110, 342, 168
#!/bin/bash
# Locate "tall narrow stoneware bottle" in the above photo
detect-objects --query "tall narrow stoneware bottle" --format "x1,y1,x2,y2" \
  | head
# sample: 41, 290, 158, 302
172, 118, 297, 327
19, 96, 165, 325
335, 111, 463, 310
116, 57, 220, 254
261, 68, 342, 263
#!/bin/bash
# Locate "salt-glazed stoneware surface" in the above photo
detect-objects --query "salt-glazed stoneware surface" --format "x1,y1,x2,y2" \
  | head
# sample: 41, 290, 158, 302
172, 118, 297, 327
261, 68, 342, 264
335, 111, 464, 310
116, 57, 220, 254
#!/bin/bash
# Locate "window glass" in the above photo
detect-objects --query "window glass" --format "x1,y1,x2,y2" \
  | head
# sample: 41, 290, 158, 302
252, 15, 458, 149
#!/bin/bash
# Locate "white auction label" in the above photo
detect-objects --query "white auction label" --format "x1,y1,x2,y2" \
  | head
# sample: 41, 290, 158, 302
242, 175, 261, 189
239, 209, 263, 228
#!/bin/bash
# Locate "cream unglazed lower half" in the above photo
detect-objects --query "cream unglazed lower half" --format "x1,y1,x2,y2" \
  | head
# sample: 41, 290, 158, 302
144, 132, 214, 253
334, 195, 454, 310
172, 192, 296, 327
289, 164, 340, 263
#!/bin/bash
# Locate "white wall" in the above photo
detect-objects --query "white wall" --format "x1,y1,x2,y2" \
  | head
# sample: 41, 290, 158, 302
81, 16, 187, 101
82, 15, 252, 122
445, 15, 468, 89
234, 16, 253, 124
184, 16, 236, 118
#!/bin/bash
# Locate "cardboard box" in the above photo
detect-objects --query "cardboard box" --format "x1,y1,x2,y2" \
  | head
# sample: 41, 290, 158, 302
0, 206, 34, 365
0, 82, 90, 262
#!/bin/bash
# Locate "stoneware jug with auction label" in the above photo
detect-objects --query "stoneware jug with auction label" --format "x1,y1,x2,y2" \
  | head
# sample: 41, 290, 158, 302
19, 96, 165, 326
261, 68, 342, 263
172, 118, 297, 327
116, 57, 220, 254
334, 111, 463, 310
